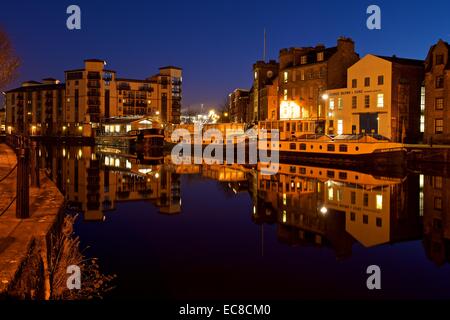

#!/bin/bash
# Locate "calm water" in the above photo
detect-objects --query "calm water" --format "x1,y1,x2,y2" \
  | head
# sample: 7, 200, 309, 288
38, 145, 450, 300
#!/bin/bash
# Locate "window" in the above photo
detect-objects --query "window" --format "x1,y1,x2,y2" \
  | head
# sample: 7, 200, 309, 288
338, 98, 343, 110
352, 96, 357, 109
328, 188, 334, 201
434, 197, 443, 210
436, 54, 444, 65
327, 144, 335, 152
436, 98, 444, 110
337, 190, 344, 202
376, 218, 382, 228
378, 75, 384, 85
329, 120, 334, 129
363, 215, 369, 224
376, 194, 383, 210
352, 79, 357, 88
317, 52, 324, 62
350, 212, 356, 221
329, 98, 335, 110
363, 193, 369, 206
436, 76, 444, 89
364, 77, 370, 87
351, 191, 356, 204
339, 144, 348, 152
283, 89, 288, 101
435, 119, 444, 134
420, 115, 425, 133
337, 120, 343, 135
300, 143, 307, 150
377, 94, 384, 108
284, 71, 288, 83
254, 71, 258, 80
364, 95, 370, 108
289, 143, 296, 150
301, 56, 307, 64
434, 176, 443, 189
339, 172, 348, 180
327, 170, 335, 178
300, 70, 305, 81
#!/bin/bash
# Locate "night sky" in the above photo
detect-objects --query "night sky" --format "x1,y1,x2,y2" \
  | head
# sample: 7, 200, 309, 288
1, 0, 450, 110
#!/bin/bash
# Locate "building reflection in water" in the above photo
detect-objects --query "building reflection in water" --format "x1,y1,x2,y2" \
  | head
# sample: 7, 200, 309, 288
37, 145, 450, 266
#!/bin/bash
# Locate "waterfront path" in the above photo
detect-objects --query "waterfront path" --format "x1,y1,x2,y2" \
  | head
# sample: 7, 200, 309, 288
0, 143, 64, 296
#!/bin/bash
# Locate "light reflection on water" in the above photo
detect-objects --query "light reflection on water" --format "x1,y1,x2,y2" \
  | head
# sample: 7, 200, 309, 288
38, 145, 450, 299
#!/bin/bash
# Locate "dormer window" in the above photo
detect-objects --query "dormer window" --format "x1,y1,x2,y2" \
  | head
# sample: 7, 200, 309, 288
317, 52, 324, 62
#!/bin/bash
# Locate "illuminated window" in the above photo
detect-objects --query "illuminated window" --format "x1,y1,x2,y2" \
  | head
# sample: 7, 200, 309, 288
376, 194, 383, 210
300, 70, 305, 81
337, 189, 344, 202
283, 193, 287, 205
317, 52, 324, 62
337, 120, 343, 135
436, 98, 444, 110
435, 119, 444, 134
301, 56, 307, 64
115, 125, 121, 133
377, 94, 384, 108
329, 98, 335, 110
254, 71, 258, 80
126, 124, 131, 132
420, 115, 425, 133
328, 187, 334, 201
282, 210, 287, 223
283, 89, 288, 101
284, 71, 288, 83
338, 97, 343, 110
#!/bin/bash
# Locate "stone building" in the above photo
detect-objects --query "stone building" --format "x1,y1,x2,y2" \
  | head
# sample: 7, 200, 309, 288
277, 37, 359, 133
252, 60, 279, 123
229, 88, 250, 123
325, 54, 424, 143
424, 40, 450, 144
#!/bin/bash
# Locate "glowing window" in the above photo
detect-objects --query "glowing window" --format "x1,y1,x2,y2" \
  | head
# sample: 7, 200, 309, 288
376, 194, 383, 210
377, 94, 384, 108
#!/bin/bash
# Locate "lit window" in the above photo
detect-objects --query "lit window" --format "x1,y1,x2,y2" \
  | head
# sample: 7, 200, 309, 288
115, 125, 121, 133
376, 194, 383, 210
329, 98, 335, 110
435, 98, 444, 110
254, 71, 258, 80
282, 210, 287, 223
435, 119, 444, 134
420, 115, 425, 133
364, 95, 370, 108
317, 52, 324, 62
328, 187, 334, 201
337, 120, 343, 135
300, 70, 305, 81
284, 71, 288, 83
301, 56, 307, 64
377, 94, 384, 108
338, 98, 343, 110
283, 89, 288, 101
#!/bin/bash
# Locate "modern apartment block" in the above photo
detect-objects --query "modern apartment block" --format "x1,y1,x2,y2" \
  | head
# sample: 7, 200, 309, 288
5, 59, 182, 137
4, 79, 65, 136
424, 40, 450, 144
325, 54, 424, 143
277, 37, 359, 133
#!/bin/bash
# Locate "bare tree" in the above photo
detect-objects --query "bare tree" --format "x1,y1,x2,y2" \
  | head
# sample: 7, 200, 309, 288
0, 27, 20, 91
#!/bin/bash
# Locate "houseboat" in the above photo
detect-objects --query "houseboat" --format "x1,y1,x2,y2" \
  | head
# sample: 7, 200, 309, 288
258, 120, 406, 169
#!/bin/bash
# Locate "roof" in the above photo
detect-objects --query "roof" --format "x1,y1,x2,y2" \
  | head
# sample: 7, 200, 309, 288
425, 39, 450, 72
159, 66, 182, 70
6, 83, 65, 93
84, 59, 106, 63
376, 55, 424, 67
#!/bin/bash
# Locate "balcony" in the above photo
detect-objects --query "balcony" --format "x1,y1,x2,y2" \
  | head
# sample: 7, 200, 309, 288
88, 106, 100, 114
88, 80, 101, 88
88, 99, 101, 106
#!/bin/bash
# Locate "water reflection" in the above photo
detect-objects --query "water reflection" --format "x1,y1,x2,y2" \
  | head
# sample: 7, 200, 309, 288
37, 144, 450, 268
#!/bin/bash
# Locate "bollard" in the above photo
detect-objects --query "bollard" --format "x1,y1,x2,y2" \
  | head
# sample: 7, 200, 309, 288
16, 143, 30, 219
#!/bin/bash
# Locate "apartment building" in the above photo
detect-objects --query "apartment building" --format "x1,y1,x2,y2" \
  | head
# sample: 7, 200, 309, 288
325, 54, 424, 143
5, 60, 182, 137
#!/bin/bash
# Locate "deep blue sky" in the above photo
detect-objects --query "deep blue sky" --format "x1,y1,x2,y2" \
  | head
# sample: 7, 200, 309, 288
1, 0, 450, 111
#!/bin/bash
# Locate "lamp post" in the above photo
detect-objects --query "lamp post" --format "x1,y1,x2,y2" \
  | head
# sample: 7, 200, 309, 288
316, 91, 329, 134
